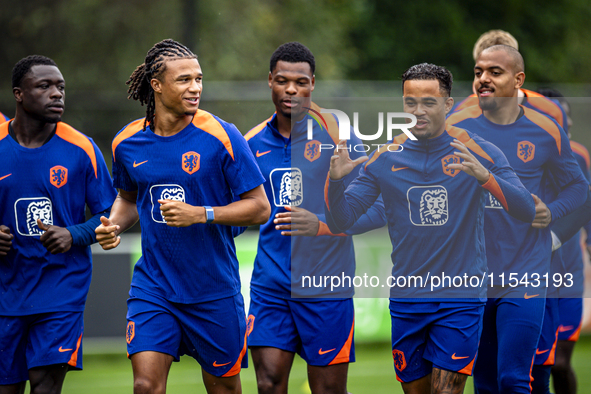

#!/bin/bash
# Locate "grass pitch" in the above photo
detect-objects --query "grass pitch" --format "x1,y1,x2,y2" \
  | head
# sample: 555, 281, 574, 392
33, 335, 591, 393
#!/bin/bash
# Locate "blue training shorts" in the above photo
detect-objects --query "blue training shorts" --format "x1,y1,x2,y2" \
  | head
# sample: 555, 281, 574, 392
535, 297, 560, 365
557, 297, 583, 342
389, 301, 484, 383
0, 311, 84, 385
247, 288, 355, 366
126, 291, 247, 377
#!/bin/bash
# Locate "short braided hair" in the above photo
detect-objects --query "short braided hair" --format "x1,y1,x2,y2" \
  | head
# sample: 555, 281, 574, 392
126, 39, 197, 130
402, 63, 453, 97
12, 55, 58, 88
270, 42, 315, 74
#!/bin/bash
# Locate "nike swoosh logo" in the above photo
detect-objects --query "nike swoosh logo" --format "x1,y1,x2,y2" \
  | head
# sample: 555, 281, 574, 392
0, 173, 12, 181
524, 293, 539, 299
59, 346, 73, 352
391, 165, 409, 172
256, 150, 271, 158
451, 353, 469, 360
318, 348, 336, 355
536, 349, 549, 355
558, 325, 574, 332
133, 160, 148, 168
213, 361, 232, 367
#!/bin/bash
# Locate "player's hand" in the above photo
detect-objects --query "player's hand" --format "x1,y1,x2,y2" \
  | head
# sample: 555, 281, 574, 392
274, 206, 319, 236
448, 139, 490, 183
0, 225, 13, 256
95, 216, 121, 250
329, 140, 368, 180
531, 194, 552, 228
158, 199, 202, 227
37, 220, 73, 254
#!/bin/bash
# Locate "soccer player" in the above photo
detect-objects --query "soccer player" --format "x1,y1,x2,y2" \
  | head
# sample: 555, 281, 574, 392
244, 42, 386, 394
452, 29, 568, 133
94, 39, 270, 394
326, 63, 535, 394
537, 88, 589, 394
446, 45, 588, 394
0, 55, 116, 393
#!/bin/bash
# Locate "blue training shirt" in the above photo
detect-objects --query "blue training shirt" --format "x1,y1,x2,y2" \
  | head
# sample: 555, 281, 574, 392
447, 106, 588, 296
111, 110, 265, 304
0, 121, 116, 315
326, 126, 535, 301
245, 102, 386, 299
559, 141, 591, 297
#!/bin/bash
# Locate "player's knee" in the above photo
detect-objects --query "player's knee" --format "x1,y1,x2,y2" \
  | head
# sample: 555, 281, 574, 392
551, 359, 570, 375
256, 372, 286, 394
133, 376, 165, 394
498, 374, 526, 393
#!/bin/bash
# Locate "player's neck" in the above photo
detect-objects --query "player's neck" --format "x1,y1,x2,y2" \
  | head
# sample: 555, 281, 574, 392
276, 112, 293, 139
482, 100, 522, 125
152, 110, 193, 137
517, 88, 525, 104
11, 115, 57, 148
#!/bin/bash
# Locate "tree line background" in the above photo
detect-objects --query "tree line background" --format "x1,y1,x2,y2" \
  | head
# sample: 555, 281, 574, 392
1, 0, 590, 156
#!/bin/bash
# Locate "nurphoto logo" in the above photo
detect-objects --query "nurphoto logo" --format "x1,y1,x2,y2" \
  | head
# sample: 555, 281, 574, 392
306, 107, 417, 152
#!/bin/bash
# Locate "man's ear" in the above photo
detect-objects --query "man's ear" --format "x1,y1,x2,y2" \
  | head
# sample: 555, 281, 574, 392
151, 78, 162, 94
444, 96, 455, 115
268, 71, 273, 89
13, 87, 22, 103
514, 72, 525, 90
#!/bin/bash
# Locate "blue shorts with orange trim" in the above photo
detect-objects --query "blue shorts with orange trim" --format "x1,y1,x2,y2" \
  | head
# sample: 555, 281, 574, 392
535, 298, 560, 365
389, 301, 484, 383
557, 297, 583, 342
247, 288, 355, 366
0, 311, 84, 385
126, 291, 247, 377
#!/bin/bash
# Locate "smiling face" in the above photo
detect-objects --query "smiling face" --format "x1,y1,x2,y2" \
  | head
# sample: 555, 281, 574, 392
474, 48, 525, 111
403, 79, 453, 140
269, 60, 315, 121
15, 65, 65, 123
151, 58, 202, 117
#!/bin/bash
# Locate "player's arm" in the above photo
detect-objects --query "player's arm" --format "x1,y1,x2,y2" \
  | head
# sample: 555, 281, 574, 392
448, 139, 536, 223
325, 140, 381, 233
0, 225, 13, 256
38, 140, 117, 254
95, 190, 139, 250
549, 145, 591, 249
35, 209, 111, 254
158, 185, 270, 227
550, 188, 591, 250
543, 130, 588, 224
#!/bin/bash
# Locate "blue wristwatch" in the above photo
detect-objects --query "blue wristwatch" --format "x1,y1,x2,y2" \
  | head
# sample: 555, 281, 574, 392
204, 206, 215, 223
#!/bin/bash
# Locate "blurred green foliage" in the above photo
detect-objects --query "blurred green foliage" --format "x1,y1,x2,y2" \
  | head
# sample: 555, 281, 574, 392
0, 0, 590, 151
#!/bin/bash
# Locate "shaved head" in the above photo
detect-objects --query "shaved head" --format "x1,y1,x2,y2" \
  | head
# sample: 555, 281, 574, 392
472, 30, 519, 61
480, 45, 525, 74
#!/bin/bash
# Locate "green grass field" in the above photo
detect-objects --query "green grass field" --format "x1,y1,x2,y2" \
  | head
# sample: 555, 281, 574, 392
30, 335, 591, 393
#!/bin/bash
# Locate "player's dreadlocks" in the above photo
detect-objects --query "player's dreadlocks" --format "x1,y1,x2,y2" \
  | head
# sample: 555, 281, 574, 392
126, 39, 197, 131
